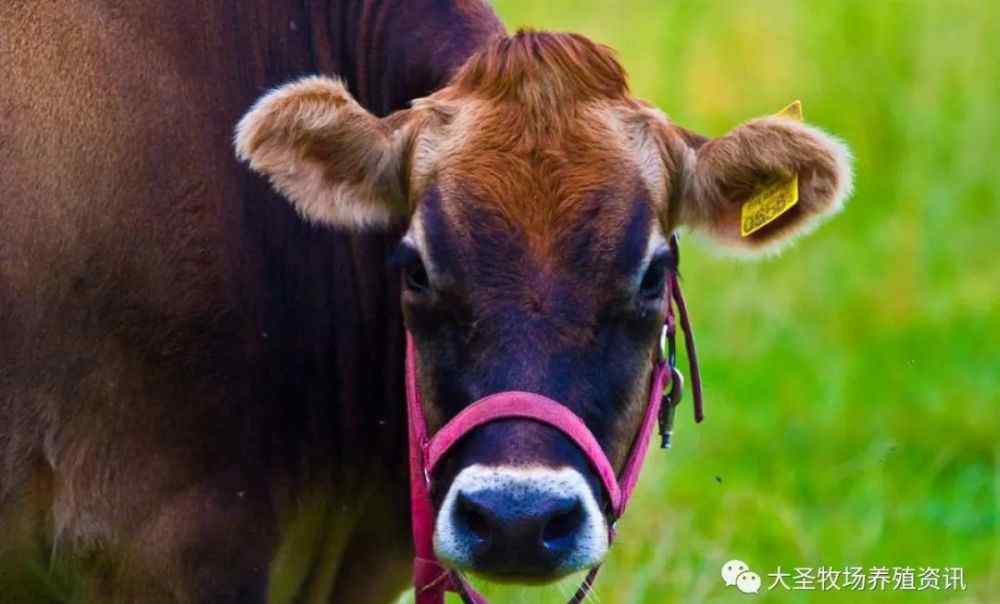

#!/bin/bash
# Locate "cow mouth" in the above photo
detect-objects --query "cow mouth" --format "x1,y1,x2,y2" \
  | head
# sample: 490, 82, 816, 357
466, 568, 579, 586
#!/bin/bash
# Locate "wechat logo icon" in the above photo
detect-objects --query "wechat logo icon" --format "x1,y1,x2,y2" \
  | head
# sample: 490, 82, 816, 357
722, 559, 761, 595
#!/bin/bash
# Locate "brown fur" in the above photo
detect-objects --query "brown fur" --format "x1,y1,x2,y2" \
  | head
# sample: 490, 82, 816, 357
1, 1, 504, 603
447, 29, 629, 105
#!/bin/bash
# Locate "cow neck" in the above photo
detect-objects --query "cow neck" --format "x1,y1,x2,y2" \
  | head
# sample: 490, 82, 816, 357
405, 234, 703, 604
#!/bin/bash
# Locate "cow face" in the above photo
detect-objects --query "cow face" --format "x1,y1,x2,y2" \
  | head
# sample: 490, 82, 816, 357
236, 31, 851, 583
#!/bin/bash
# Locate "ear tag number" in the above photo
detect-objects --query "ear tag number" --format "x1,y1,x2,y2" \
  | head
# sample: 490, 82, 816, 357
740, 100, 804, 237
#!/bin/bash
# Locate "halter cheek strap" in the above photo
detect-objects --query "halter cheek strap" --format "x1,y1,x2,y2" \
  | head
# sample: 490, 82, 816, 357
406, 235, 703, 604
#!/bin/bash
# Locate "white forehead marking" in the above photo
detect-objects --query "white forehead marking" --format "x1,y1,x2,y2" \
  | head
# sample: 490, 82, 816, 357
401, 203, 440, 278
631, 110, 670, 207
627, 226, 668, 290
647, 227, 667, 257
402, 205, 426, 254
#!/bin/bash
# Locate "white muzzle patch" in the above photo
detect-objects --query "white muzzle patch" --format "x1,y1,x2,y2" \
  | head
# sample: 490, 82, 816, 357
433, 464, 609, 576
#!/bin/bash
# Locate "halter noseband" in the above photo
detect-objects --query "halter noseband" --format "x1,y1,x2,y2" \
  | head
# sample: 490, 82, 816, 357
406, 235, 703, 604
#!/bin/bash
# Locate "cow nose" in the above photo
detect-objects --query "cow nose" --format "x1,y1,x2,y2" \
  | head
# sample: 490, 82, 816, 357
435, 466, 609, 581
453, 488, 585, 573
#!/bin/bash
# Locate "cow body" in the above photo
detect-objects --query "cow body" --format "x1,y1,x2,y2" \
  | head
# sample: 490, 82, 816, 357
0, 2, 502, 602
2, 1, 854, 601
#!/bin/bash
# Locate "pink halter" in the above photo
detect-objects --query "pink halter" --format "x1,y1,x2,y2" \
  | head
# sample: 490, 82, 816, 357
406, 235, 703, 604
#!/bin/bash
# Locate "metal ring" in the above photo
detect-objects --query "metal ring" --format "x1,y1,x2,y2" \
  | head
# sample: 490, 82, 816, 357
659, 325, 669, 362
660, 325, 677, 366
667, 367, 684, 406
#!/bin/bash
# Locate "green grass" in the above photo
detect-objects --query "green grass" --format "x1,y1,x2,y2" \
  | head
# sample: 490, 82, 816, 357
399, 1, 999, 603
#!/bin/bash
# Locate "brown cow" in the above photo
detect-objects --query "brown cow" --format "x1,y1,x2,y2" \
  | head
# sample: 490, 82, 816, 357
0, 1, 851, 603
237, 21, 852, 592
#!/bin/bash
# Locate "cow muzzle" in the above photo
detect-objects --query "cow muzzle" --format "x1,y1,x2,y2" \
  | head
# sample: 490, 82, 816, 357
406, 376, 669, 604
434, 464, 608, 582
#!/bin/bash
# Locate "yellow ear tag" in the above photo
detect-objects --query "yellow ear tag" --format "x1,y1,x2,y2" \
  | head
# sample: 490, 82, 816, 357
740, 100, 804, 237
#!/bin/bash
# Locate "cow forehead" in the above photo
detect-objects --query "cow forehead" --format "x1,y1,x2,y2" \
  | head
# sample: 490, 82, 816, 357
408, 99, 665, 261
408, 178, 658, 324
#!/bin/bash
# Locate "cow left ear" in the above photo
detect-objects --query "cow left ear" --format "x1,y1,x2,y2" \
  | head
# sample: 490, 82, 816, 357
669, 105, 853, 253
235, 76, 413, 229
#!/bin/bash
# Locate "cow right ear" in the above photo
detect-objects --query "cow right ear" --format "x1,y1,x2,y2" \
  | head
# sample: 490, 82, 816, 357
235, 76, 412, 229
665, 104, 852, 255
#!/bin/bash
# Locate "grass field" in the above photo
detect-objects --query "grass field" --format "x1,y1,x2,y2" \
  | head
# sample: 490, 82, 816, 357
403, 1, 999, 603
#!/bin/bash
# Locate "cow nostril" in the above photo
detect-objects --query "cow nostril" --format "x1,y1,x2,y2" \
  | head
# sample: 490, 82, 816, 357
455, 492, 493, 545
542, 500, 584, 550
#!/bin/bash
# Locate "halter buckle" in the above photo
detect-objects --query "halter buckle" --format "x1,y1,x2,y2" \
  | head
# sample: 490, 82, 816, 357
659, 321, 678, 367
658, 318, 683, 449
659, 368, 684, 449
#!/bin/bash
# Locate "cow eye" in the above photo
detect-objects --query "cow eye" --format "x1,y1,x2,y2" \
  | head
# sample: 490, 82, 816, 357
391, 243, 431, 294
638, 249, 674, 302
406, 259, 430, 293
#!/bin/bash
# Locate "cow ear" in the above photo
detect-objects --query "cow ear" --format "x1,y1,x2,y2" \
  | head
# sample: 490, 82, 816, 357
235, 76, 411, 229
670, 104, 853, 254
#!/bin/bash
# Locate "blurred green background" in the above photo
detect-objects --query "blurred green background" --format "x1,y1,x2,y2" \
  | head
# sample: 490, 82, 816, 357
403, 1, 998, 603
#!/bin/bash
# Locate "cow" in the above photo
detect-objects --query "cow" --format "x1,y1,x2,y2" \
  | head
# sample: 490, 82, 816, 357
0, 1, 852, 603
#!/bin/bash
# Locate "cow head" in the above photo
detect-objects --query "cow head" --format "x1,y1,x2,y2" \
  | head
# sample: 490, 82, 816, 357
236, 31, 851, 583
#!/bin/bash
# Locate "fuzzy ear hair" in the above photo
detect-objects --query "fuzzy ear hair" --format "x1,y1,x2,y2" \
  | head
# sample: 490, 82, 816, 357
234, 76, 411, 229
672, 107, 853, 254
